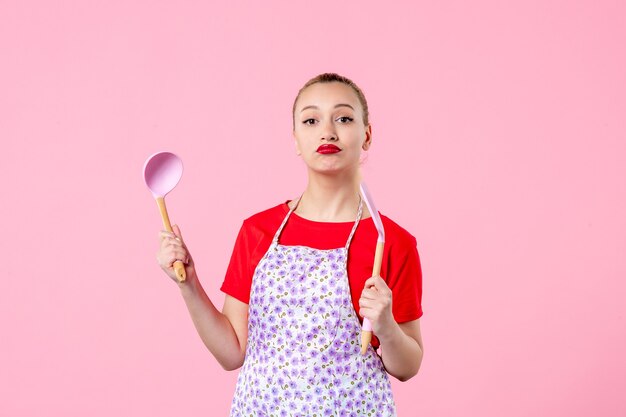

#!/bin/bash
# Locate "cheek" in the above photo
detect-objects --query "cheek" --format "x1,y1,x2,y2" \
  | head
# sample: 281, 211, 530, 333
294, 136, 311, 154
294, 131, 314, 147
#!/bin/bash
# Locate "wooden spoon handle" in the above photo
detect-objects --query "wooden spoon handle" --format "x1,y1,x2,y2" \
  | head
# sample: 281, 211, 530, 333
156, 197, 186, 282
361, 240, 384, 355
372, 241, 384, 277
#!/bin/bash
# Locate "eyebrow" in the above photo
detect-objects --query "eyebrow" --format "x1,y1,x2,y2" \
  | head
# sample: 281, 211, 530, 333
300, 103, 355, 113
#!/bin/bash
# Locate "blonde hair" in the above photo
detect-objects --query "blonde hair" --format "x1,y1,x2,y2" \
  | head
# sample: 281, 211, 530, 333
292, 73, 370, 130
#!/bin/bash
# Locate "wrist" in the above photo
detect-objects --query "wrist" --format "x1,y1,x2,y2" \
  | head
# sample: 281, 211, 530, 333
178, 270, 200, 297
375, 319, 402, 345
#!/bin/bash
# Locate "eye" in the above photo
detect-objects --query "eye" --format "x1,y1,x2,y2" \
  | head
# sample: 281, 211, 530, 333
336, 116, 354, 123
302, 118, 317, 125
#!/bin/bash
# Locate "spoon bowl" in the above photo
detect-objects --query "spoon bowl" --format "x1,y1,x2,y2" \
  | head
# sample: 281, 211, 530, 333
143, 151, 186, 282
143, 151, 183, 198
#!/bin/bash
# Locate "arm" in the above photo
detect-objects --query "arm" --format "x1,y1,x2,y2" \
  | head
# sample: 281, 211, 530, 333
377, 319, 423, 381
179, 278, 249, 371
158, 225, 249, 371
359, 276, 424, 381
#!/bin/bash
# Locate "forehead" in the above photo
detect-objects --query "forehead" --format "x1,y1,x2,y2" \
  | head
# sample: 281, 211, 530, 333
296, 82, 361, 111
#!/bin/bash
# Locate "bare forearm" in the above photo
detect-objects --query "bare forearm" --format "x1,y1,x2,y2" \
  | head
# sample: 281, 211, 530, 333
178, 274, 245, 370
377, 322, 423, 381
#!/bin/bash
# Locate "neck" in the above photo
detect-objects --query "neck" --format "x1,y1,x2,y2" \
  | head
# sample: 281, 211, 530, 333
295, 168, 363, 222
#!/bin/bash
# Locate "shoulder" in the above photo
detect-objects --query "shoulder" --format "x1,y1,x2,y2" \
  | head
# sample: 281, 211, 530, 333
240, 201, 290, 232
244, 202, 287, 222
379, 213, 418, 249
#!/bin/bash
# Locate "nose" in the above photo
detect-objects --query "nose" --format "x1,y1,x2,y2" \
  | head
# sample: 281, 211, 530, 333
320, 119, 338, 141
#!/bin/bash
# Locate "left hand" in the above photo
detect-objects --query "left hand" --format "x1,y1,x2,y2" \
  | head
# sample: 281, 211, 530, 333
358, 276, 396, 337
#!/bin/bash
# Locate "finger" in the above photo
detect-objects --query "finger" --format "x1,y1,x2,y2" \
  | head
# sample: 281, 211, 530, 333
157, 254, 179, 270
172, 224, 184, 242
364, 276, 381, 288
365, 276, 391, 294
159, 230, 177, 241
361, 288, 379, 300
160, 241, 180, 255
169, 247, 188, 262
166, 238, 184, 249
159, 235, 183, 249
359, 306, 376, 319
359, 297, 377, 310
159, 243, 187, 259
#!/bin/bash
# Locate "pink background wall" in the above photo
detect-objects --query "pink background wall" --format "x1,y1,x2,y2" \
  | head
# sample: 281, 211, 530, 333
1, 1, 625, 416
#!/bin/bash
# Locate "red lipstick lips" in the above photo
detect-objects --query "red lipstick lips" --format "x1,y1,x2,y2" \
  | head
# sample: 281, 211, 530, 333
316, 144, 341, 154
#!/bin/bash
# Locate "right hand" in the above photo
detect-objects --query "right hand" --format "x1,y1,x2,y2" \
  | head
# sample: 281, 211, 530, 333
156, 224, 195, 284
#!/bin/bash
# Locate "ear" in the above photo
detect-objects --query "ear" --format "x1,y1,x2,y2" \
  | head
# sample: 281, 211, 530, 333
362, 124, 372, 151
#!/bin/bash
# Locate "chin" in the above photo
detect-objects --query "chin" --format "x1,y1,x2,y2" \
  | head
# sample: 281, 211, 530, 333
308, 163, 357, 177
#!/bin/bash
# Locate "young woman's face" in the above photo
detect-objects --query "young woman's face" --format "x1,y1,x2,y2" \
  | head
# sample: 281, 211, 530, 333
293, 82, 371, 175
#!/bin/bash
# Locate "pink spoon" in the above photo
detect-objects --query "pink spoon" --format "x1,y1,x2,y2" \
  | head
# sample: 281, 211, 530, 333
143, 151, 186, 282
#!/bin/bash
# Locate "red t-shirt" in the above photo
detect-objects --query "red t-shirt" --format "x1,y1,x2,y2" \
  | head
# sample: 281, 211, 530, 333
220, 201, 423, 348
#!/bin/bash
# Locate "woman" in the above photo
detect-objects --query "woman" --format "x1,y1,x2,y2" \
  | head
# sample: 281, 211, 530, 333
157, 73, 424, 416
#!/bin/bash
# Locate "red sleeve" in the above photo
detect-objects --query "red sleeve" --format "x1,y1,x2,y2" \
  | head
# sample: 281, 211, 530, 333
220, 220, 254, 304
386, 233, 423, 323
